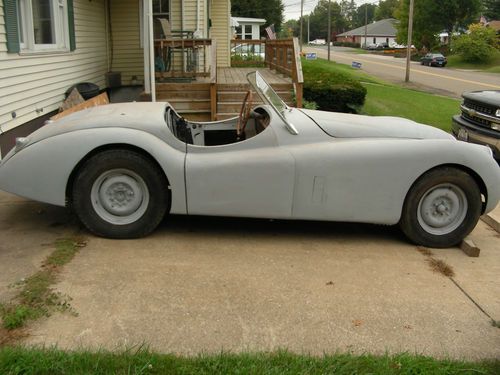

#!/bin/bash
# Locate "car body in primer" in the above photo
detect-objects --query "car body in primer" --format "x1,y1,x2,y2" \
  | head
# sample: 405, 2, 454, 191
0, 71, 499, 247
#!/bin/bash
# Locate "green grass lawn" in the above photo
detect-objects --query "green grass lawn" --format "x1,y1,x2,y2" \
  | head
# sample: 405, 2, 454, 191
361, 83, 460, 132
302, 58, 460, 132
0, 347, 498, 375
446, 51, 500, 73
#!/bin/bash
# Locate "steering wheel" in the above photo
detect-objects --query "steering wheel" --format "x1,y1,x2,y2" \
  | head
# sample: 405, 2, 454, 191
237, 90, 253, 138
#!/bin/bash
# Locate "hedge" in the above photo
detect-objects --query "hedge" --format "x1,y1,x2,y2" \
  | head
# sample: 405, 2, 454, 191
332, 41, 361, 48
302, 60, 367, 113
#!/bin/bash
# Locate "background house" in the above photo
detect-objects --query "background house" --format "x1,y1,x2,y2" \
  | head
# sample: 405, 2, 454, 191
231, 17, 266, 40
336, 19, 398, 47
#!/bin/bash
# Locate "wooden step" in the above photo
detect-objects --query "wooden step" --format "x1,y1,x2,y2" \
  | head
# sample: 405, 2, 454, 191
156, 83, 211, 92
218, 91, 293, 102
156, 90, 210, 100
158, 99, 211, 111
217, 83, 293, 92
216, 113, 239, 121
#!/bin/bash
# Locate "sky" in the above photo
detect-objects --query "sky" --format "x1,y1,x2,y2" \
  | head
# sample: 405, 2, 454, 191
283, 0, 375, 21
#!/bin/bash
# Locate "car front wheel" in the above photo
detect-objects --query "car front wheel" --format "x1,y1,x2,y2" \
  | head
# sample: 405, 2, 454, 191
71, 149, 169, 238
399, 167, 482, 248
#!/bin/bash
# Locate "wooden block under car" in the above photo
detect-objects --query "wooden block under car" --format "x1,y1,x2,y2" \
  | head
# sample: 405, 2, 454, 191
460, 237, 480, 257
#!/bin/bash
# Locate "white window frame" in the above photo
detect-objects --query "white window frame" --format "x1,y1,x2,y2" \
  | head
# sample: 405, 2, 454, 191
17, 0, 70, 53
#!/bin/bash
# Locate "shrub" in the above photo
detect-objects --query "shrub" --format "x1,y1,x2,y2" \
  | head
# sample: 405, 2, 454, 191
332, 41, 361, 48
302, 60, 366, 113
451, 24, 499, 63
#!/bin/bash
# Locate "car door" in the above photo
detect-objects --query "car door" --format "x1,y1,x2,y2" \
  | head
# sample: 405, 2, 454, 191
185, 126, 295, 219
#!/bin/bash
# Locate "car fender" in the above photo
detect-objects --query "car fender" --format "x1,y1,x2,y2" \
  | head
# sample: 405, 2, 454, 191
0, 127, 187, 214
288, 138, 500, 224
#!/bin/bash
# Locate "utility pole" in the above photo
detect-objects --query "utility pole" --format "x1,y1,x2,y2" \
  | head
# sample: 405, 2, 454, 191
405, 0, 414, 82
364, 4, 368, 49
327, 0, 331, 60
307, 15, 310, 44
300, 0, 304, 52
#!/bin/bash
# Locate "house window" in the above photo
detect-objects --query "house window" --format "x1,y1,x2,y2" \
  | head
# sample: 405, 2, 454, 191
236, 24, 254, 40
244, 25, 252, 39
153, 0, 170, 39
16, 0, 71, 52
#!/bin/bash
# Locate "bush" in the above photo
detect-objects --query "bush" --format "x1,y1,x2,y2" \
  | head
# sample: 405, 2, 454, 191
451, 24, 499, 63
332, 41, 361, 48
302, 60, 366, 113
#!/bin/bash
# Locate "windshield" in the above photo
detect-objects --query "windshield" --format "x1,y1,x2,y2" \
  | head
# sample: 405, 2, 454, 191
247, 71, 298, 135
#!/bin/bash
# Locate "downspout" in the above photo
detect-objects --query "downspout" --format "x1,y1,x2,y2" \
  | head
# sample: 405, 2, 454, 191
195, 0, 200, 36
181, 0, 184, 31
105, 0, 111, 72
142, 0, 150, 94
148, 0, 156, 101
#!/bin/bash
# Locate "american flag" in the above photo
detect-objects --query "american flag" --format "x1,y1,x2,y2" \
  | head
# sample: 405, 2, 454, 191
265, 24, 276, 40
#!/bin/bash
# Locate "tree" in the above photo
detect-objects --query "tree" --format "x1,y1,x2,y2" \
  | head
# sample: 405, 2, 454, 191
396, 0, 482, 49
340, 0, 357, 29
482, 0, 500, 19
279, 19, 299, 38
308, 1, 348, 40
452, 23, 499, 62
375, 0, 400, 20
231, 0, 284, 33
352, 4, 377, 29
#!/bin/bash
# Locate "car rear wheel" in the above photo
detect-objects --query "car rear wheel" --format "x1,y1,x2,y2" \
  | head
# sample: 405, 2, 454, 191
399, 167, 481, 248
72, 149, 169, 238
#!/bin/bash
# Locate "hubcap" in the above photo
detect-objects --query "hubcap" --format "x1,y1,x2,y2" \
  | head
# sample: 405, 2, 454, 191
91, 169, 149, 225
417, 183, 467, 235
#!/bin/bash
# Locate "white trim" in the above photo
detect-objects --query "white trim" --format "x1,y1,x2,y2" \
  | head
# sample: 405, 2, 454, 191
148, 0, 156, 102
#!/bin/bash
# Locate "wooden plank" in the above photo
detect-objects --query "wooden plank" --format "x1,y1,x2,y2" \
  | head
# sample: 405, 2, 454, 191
50, 92, 109, 121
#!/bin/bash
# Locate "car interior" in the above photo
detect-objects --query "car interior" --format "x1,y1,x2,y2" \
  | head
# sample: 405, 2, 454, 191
164, 91, 271, 146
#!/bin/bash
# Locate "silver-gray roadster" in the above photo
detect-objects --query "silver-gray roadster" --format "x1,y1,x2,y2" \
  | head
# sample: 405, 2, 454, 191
1, 72, 499, 248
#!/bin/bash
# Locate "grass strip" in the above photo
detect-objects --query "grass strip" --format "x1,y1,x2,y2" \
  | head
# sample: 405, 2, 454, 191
303, 58, 461, 132
0, 347, 498, 375
0, 238, 86, 330
446, 52, 500, 74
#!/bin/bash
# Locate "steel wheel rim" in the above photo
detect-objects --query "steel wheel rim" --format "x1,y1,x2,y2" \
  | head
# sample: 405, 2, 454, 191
417, 183, 468, 235
91, 169, 149, 225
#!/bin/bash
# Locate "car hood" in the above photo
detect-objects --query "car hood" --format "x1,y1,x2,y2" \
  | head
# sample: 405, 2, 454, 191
462, 90, 500, 108
299, 109, 453, 140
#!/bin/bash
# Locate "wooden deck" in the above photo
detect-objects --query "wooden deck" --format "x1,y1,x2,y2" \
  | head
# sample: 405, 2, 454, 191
216, 67, 292, 85
190, 67, 292, 84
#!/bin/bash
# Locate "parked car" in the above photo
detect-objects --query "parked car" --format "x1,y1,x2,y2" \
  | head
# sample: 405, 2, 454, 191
420, 53, 447, 67
309, 39, 326, 45
0, 72, 499, 248
452, 90, 500, 163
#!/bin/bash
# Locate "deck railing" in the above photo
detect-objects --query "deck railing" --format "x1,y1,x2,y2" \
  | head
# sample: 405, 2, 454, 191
154, 38, 214, 81
265, 38, 303, 107
230, 39, 266, 67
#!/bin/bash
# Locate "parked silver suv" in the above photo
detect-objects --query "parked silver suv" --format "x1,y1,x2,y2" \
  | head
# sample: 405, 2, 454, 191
452, 90, 500, 163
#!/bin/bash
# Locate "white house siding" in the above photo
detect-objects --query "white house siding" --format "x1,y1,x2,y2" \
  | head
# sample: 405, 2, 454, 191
0, 0, 108, 134
110, 0, 143, 85
211, 0, 230, 67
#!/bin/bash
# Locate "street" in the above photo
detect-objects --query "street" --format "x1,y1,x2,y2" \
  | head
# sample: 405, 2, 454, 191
305, 46, 500, 98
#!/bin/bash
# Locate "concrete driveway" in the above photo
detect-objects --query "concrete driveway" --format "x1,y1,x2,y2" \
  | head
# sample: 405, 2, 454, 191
0, 191, 499, 360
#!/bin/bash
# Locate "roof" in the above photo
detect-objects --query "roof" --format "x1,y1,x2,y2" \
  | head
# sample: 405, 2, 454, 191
338, 19, 398, 37
487, 20, 500, 31
231, 17, 266, 26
